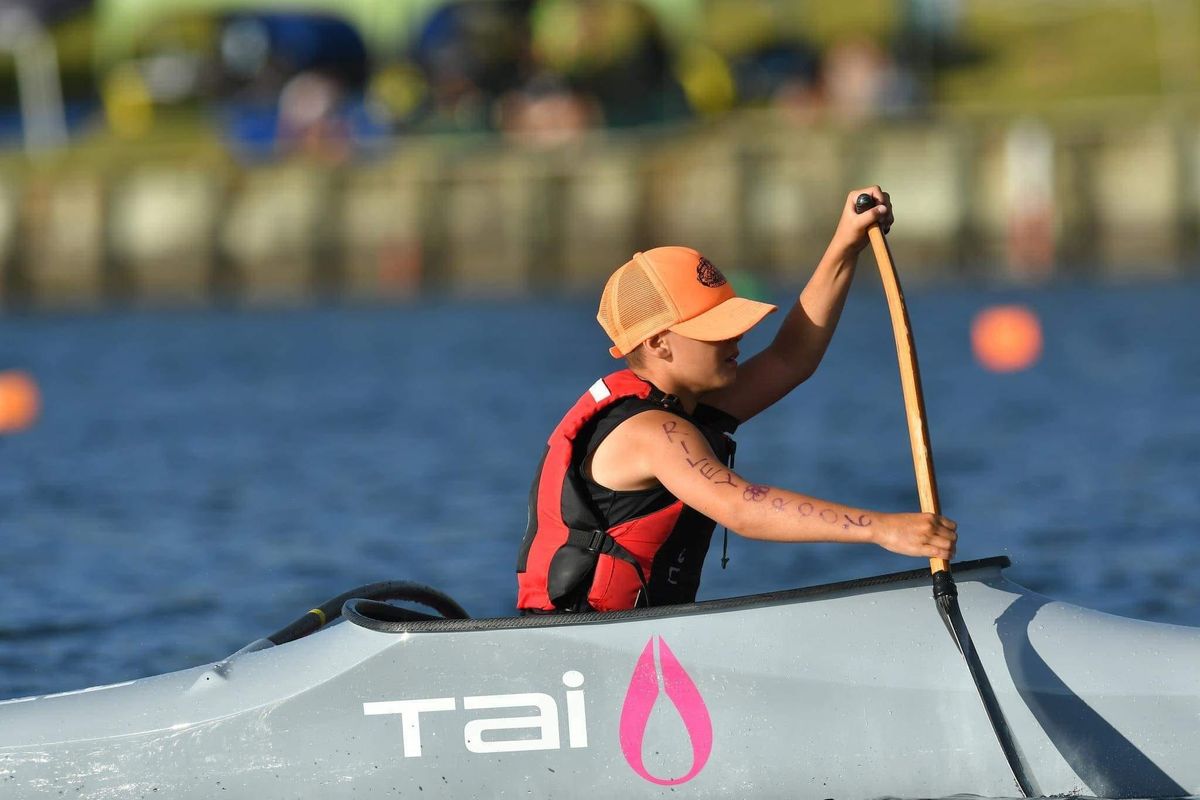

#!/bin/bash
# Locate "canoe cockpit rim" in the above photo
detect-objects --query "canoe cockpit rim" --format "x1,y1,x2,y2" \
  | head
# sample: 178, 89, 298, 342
344, 556, 1012, 634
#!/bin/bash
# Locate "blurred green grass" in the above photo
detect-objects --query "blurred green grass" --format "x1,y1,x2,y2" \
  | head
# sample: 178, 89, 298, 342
938, 2, 1194, 110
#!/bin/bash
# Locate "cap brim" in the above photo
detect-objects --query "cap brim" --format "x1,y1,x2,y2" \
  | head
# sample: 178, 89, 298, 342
668, 296, 777, 342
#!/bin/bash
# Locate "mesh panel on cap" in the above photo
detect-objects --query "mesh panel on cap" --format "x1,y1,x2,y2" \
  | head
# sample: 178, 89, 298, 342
615, 260, 669, 331
597, 256, 684, 355
598, 283, 614, 332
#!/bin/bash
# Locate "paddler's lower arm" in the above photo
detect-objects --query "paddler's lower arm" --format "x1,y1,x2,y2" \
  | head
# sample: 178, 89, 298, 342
715, 482, 876, 545
694, 478, 956, 560
642, 411, 956, 561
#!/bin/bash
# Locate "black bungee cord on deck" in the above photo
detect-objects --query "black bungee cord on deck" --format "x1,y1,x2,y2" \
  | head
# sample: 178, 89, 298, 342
266, 581, 470, 646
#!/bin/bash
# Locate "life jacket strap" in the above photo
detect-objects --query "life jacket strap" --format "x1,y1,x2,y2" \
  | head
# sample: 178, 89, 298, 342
565, 528, 651, 605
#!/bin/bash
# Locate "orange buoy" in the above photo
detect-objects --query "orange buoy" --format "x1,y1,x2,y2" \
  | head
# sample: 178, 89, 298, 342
970, 305, 1043, 373
0, 370, 41, 433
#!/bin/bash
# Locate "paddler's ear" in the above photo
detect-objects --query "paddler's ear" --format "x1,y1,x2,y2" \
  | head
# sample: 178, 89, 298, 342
643, 333, 672, 362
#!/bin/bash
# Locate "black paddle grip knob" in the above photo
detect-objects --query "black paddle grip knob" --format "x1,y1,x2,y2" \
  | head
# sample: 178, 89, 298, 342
854, 193, 877, 214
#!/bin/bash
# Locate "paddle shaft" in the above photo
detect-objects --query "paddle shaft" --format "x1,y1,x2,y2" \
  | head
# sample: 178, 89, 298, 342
854, 193, 1036, 797
861, 221, 948, 575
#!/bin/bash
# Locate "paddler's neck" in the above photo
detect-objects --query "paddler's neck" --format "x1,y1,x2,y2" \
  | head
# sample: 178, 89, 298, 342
629, 368, 700, 414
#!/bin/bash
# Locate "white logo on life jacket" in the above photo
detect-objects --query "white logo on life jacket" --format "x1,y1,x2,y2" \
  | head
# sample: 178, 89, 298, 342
667, 548, 687, 584
363, 671, 587, 757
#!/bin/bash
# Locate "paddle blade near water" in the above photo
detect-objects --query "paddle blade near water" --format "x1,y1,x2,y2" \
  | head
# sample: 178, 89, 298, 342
934, 572, 1040, 798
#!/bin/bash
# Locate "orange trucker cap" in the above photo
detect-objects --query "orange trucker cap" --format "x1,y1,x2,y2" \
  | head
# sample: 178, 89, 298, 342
597, 246, 777, 358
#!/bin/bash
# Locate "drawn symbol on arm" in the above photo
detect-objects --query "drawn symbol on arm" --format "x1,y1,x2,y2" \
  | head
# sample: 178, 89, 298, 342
843, 514, 872, 530
797, 503, 814, 517
743, 484, 769, 502
820, 509, 838, 524
662, 421, 679, 443
713, 472, 738, 488
771, 497, 792, 512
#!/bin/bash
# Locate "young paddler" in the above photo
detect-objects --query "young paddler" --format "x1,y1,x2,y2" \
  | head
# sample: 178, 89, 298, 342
516, 187, 957, 613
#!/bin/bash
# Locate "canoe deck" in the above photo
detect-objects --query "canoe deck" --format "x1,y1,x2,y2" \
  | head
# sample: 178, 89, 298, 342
2, 556, 1197, 799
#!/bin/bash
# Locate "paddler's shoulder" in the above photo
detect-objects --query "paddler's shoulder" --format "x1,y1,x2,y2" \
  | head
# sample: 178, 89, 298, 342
587, 408, 705, 490
599, 407, 706, 452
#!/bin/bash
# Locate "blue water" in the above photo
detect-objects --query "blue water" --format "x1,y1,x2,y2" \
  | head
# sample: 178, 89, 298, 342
1, 280, 1199, 702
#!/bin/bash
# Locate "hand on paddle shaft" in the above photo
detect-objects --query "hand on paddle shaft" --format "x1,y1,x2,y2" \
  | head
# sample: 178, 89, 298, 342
833, 186, 893, 255
873, 512, 957, 560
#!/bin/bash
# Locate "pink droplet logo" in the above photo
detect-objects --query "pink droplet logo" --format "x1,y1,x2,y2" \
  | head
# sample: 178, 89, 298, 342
619, 636, 713, 785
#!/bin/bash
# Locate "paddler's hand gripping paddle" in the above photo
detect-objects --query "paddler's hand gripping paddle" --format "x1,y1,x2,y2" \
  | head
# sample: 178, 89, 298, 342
854, 193, 1038, 798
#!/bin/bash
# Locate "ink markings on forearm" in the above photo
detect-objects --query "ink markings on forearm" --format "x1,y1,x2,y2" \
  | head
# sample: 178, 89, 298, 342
662, 421, 679, 443
795, 502, 860, 528
842, 514, 872, 530
743, 484, 769, 502
771, 497, 792, 512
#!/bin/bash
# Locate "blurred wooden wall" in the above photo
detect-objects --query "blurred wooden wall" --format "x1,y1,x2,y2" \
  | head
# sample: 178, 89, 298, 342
2, 111, 1198, 310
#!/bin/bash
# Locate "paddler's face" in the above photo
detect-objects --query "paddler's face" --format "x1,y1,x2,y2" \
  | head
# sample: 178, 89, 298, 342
662, 331, 741, 391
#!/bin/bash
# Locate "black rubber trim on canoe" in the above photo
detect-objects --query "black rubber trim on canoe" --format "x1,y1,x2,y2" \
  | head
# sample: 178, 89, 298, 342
343, 555, 1012, 634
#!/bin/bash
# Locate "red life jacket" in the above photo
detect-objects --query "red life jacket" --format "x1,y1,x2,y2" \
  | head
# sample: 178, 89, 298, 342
516, 370, 736, 613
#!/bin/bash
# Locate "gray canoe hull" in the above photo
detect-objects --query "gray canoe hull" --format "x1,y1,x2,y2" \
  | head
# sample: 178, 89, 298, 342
2, 557, 1197, 798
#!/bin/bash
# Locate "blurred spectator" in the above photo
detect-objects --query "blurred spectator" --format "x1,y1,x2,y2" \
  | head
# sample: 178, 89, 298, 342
1003, 117, 1056, 279
277, 70, 350, 161
364, 62, 428, 130
896, 0, 970, 94
212, 13, 378, 160
411, 0, 532, 133
699, 0, 814, 113
101, 60, 152, 138
732, 42, 821, 109
530, 0, 688, 127
217, 12, 369, 98
822, 37, 921, 121
495, 71, 600, 146
675, 43, 736, 117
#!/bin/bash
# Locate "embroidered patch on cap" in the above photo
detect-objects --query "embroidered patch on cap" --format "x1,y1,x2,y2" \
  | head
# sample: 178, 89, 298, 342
696, 257, 727, 288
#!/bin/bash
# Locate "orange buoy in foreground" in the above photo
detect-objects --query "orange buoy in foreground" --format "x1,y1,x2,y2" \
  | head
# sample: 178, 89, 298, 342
0, 370, 41, 433
971, 305, 1043, 373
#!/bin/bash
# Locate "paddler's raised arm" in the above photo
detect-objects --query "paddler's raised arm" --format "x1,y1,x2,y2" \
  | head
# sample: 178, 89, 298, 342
702, 187, 894, 423
596, 409, 956, 560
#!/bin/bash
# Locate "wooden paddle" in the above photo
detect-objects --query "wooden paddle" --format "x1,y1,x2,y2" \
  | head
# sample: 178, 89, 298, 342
854, 193, 1038, 797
